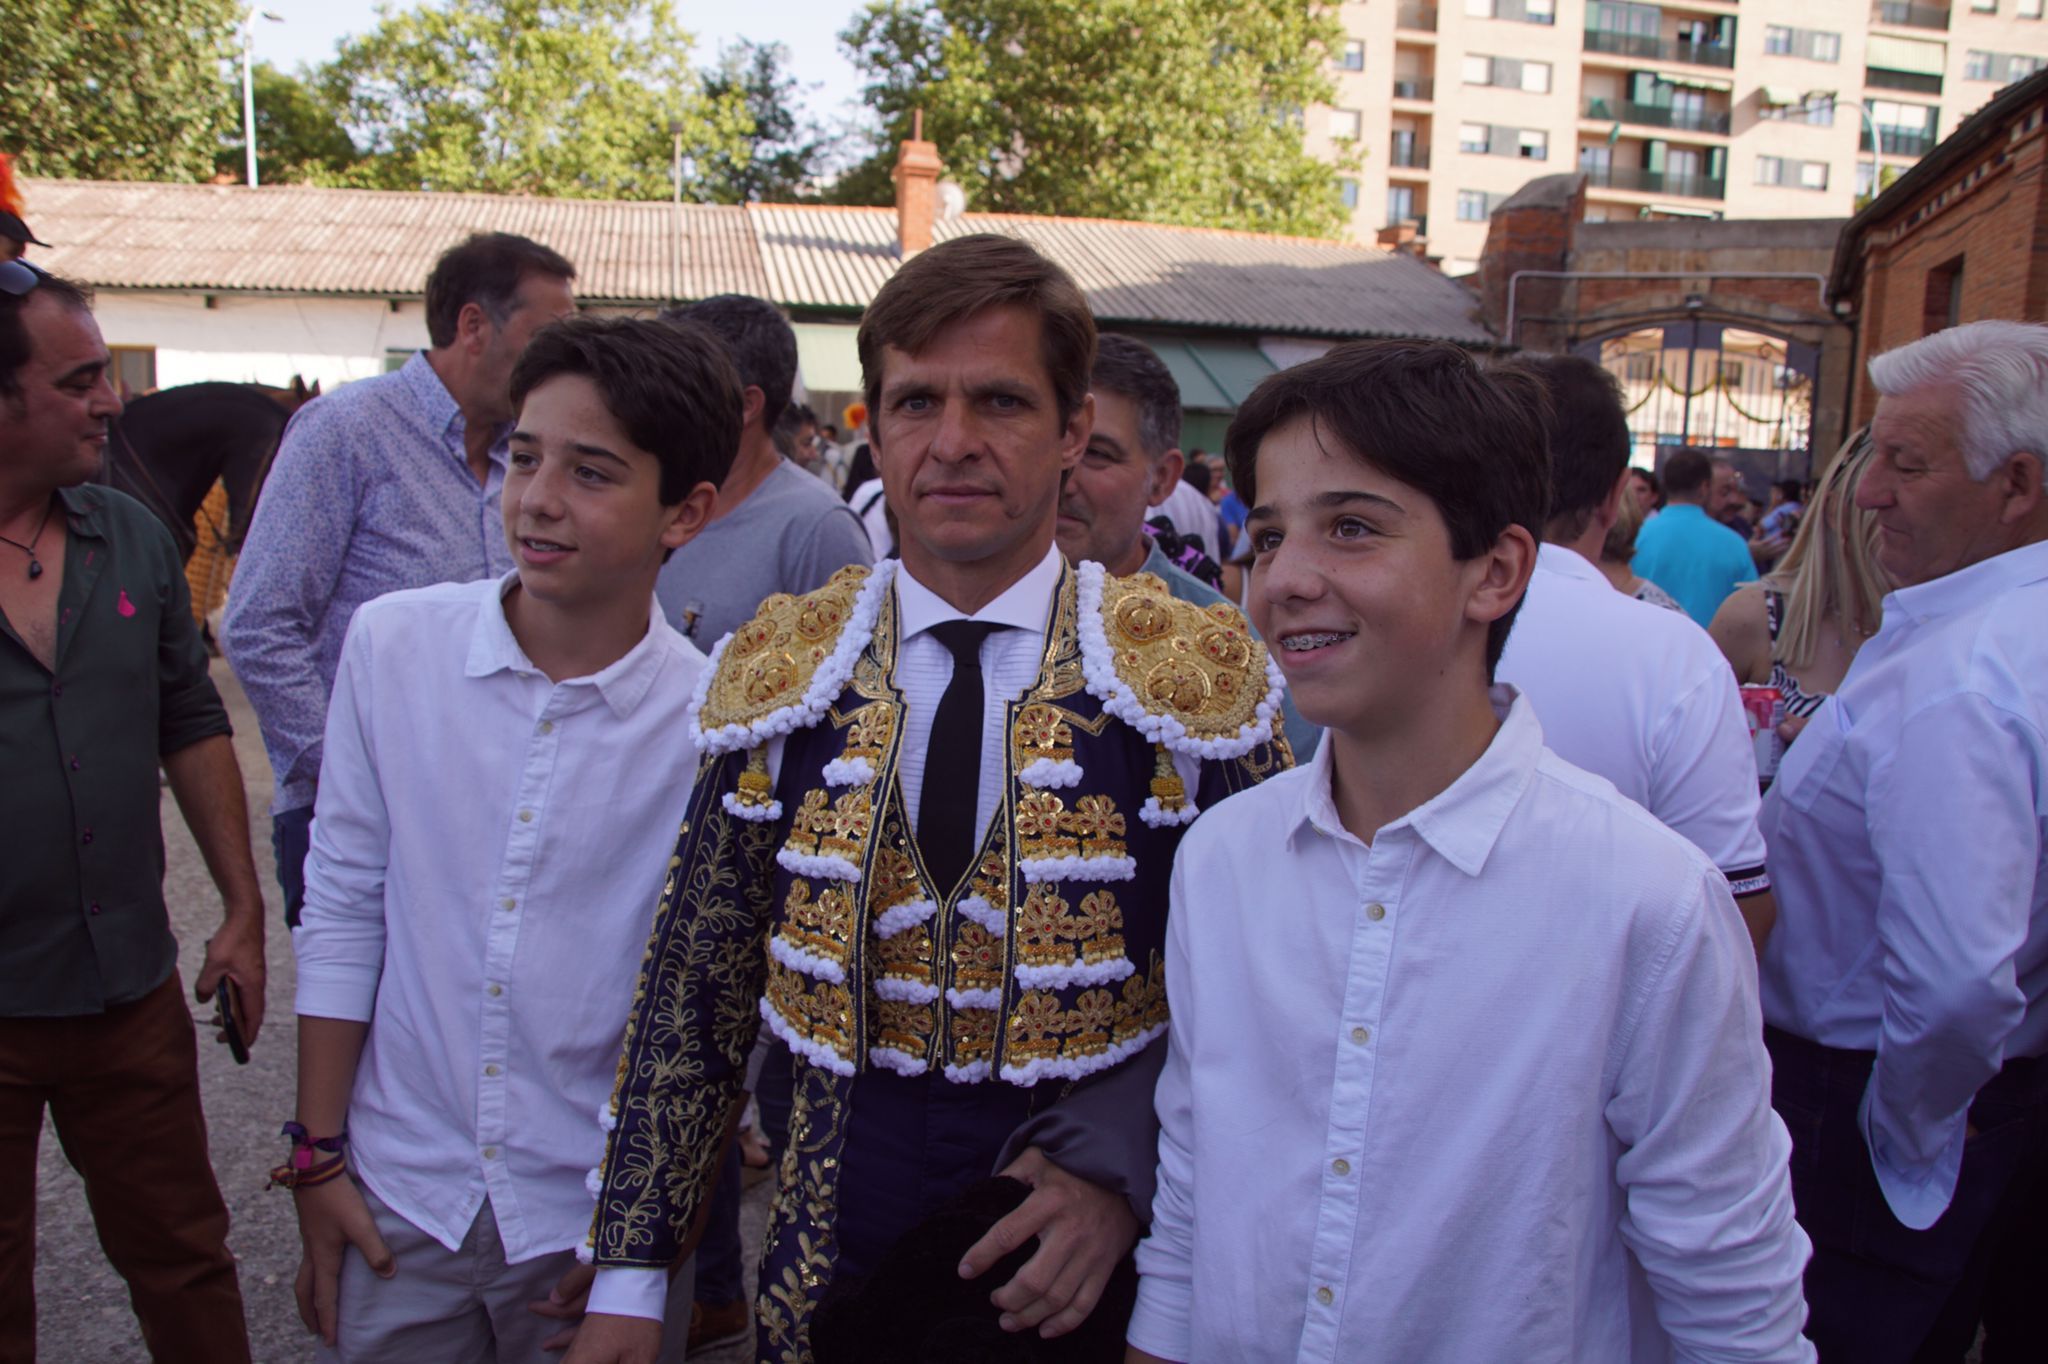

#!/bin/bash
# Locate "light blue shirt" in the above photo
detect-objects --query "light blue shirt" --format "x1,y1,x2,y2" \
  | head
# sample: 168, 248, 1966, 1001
1632, 502, 1757, 627
223, 353, 514, 812
1761, 540, 2048, 1229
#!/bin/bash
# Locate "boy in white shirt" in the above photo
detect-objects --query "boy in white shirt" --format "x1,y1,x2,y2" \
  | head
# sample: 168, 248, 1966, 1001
1125, 342, 1814, 1363
284, 316, 736, 1362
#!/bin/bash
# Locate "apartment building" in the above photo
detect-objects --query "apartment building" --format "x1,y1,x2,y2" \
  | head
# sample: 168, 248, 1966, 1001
1314, 0, 2048, 274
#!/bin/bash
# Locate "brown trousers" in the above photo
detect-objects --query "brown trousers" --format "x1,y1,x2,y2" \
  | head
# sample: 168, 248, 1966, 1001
0, 972, 251, 1363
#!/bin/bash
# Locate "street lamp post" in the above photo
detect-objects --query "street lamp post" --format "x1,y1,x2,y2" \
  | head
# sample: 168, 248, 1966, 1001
242, 10, 285, 188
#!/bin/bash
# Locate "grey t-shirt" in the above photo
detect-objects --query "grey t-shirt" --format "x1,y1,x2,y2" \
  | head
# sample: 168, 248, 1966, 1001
655, 458, 875, 649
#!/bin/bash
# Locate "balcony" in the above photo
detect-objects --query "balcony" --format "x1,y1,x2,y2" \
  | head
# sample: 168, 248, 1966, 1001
1871, 2, 1949, 29
1861, 125, 1938, 156
1867, 66, 1944, 94
1584, 97, 1732, 136
1390, 140, 1432, 169
1583, 164, 1727, 200
1393, 77, 1436, 100
1397, 3, 1439, 32
1584, 29, 1737, 69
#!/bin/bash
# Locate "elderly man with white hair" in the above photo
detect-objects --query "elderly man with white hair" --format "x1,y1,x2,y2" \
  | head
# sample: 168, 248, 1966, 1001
1759, 319, 2048, 1362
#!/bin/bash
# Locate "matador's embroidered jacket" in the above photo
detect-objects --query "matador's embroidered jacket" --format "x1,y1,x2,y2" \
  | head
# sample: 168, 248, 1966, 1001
585, 557, 1291, 1359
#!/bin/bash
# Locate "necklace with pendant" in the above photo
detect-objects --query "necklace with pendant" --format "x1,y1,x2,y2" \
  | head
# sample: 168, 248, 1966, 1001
0, 500, 55, 580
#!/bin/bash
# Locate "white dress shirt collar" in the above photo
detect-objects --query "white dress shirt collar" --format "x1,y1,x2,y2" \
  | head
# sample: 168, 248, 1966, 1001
1534, 540, 1606, 584
463, 570, 674, 720
1882, 539, 2048, 626
1292, 686, 1539, 878
894, 542, 1065, 642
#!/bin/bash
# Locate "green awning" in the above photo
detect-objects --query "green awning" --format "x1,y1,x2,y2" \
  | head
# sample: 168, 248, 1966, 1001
1139, 336, 1280, 411
792, 322, 863, 394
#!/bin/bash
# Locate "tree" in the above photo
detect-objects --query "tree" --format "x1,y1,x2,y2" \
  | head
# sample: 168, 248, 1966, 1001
4, 0, 242, 181
217, 62, 361, 184
692, 40, 828, 203
833, 0, 1356, 238
319, 0, 750, 199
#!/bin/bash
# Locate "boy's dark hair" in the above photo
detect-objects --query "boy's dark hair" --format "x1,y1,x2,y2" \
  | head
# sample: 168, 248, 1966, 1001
508, 315, 742, 503
1774, 478, 1804, 502
424, 232, 576, 350
663, 294, 798, 436
1510, 353, 1629, 544
1180, 460, 1212, 496
1, 265, 93, 401
1092, 333, 1182, 458
858, 234, 1095, 444
1224, 340, 1550, 675
1660, 448, 1714, 499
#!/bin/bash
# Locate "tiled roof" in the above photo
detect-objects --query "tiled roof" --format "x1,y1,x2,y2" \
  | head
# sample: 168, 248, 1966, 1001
21, 178, 1491, 344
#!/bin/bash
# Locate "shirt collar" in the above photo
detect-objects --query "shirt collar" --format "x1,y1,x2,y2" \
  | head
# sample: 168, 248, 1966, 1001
464, 570, 677, 719
403, 350, 508, 456
1290, 686, 1542, 878
1534, 541, 1605, 584
1882, 539, 2048, 626
55, 484, 106, 539
895, 542, 1065, 641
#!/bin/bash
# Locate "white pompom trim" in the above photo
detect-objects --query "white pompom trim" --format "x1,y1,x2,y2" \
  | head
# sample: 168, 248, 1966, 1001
1075, 559, 1282, 760
689, 561, 899, 757
943, 1060, 992, 1084
1138, 795, 1199, 828
597, 1103, 616, 1133
956, 895, 1007, 937
945, 986, 1003, 1010
872, 898, 937, 939
821, 755, 876, 788
1017, 757, 1084, 789
585, 1167, 604, 1198
869, 1044, 930, 1076
998, 1021, 1167, 1087
874, 976, 940, 1003
1014, 957, 1137, 990
576, 1243, 595, 1265
1020, 853, 1137, 884
768, 934, 847, 985
721, 791, 784, 822
774, 847, 863, 883
758, 997, 856, 1076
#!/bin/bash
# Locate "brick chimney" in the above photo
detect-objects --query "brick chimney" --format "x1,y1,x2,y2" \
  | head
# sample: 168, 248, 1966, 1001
893, 109, 945, 257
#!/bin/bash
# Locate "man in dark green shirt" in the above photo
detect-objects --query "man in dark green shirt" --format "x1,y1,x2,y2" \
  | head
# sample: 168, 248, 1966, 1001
0, 260, 266, 1362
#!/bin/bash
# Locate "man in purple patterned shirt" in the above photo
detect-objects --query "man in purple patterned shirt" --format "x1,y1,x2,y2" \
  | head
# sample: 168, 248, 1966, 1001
223, 232, 577, 927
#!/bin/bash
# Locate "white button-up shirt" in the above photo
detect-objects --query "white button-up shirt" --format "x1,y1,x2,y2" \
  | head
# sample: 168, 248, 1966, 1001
1761, 540, 2048, 1230
1499, 542, 1769, 891
1129, 692, 1812, 1363
295, 575, 707, 1262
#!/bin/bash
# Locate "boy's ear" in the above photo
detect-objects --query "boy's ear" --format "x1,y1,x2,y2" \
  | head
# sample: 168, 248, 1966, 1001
660, 482, 720, 552
1464, 523, 1539, 630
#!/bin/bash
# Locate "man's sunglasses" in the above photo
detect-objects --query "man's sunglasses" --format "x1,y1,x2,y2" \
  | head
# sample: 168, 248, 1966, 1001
0, 258, 49, 297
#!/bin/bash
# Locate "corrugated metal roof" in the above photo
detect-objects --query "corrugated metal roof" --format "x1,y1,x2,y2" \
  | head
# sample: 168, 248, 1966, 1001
20, 178, 1490, 343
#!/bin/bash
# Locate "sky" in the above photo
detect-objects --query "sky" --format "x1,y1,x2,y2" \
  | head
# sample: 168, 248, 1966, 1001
253, 0, 873, 125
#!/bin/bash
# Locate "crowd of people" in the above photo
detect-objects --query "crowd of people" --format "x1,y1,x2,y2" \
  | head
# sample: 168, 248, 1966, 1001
2, 221, 2045, 1364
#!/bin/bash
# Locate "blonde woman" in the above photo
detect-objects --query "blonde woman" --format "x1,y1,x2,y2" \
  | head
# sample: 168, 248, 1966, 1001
1597, 477, 1685, 612
1709, 432, 1888, 745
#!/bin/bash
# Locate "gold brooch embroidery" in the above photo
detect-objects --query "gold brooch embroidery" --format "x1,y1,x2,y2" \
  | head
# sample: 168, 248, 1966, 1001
700, 565, 869, 732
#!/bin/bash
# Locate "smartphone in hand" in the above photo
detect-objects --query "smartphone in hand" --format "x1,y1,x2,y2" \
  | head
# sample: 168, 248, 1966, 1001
213, 979, 251, 1065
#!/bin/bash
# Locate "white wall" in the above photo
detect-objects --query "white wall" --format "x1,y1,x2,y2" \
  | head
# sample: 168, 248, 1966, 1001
92, 291, 433, 392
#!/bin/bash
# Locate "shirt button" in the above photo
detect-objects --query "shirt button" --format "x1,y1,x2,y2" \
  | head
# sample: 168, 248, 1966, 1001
81, 828, 93, 845
1351, 1026, 1370, 1045
51, 683, 62, 698
1316, 1286, 1334, 1306
518, 810, 534, 823
1332, 1158, 1351, 1176
538, 720, 554, 735
484, 1064, 501, 1077
500, 897, 517, 912
482, 1146, 498, 1159
69, 757, 80, 771
1365, 902, 1386, 922
88, 901, 101, 916
488, 983, 503, 997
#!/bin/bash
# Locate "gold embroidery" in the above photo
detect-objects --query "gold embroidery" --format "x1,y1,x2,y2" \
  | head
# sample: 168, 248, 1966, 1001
1148, 743, 1190, 819
951, 922, 1005, 994
1116, 951, 1169, 1044
1012, 702, 1076, 767
873, 919, 934, 981
951, 1005, 998, 1067
779, 880, 854, 964
835, 703, 896, 765
735, 745, 776, 812
767, 965, 854, 1056
1006, 990, 1065, 1063
867, 847, 921, 915
1066, 794, 1127, 858
1075, 890, 1127, 964
876, 998, 935, 1057
701, 565, 869, 732
1017, 887, 1071, 967
1017, 791, 1129, 862
1066, 988, 1117, 1058
759, 1062, 845, 1363
1100, 570, 1272, 743
781, 786, 873, 865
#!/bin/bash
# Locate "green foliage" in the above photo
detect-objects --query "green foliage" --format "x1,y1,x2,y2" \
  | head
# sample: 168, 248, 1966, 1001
3, 0, 243, 181
218, 62, 361, 184
317, 0, 751, 198
692, 40, 828, 203
833, 0, 1356, 238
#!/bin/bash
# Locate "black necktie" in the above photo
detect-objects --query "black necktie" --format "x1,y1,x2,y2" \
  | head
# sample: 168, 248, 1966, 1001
918, 620, 1002, 895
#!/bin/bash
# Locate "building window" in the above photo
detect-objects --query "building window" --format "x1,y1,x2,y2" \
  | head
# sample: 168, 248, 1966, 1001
1463, 55, 1550, 91
1764, 25, 1840, 62
2023, 0, 2045, 18
1518, 128, 1549, 159
1623, 353, 1658, 382
1966, 50, 1993, 81
1756, 155, 1830, 189
1460, 122, 1490, 153
1923, 257, 1965, 334
1387, 184, 1416, 223
1339, 177, 1361, 209
1763, 92, 1839, 125
1799, 160, 1829, 190
1329, 108, 1363, 141
1456, 189, 1495, 221
1340, 40, 1365, 71
1971, 0, 1997, 11
1717, 359, 1744, 386
108, 346, 156, 397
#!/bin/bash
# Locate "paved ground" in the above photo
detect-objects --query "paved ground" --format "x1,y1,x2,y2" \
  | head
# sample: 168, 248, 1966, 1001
31, 668, 764, 1363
